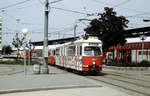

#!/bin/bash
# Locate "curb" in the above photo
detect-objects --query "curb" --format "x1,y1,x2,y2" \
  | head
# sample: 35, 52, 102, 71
0, 85, 102, 94
103, 66, 149, 70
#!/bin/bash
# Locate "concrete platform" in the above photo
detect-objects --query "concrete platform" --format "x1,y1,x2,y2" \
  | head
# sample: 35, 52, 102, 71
0, 65, 131, 96
1, 87, 131, 96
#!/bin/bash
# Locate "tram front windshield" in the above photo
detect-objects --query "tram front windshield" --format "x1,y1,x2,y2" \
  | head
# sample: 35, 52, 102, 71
84, 46, 101, 56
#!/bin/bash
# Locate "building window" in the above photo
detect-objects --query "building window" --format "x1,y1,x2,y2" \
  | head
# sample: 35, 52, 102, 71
139, 51, 147, 55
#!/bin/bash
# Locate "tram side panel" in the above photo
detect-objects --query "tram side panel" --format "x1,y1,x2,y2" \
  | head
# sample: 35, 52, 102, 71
55, 48, 60, 66
48, 50, 55, 65
65, 46, 75, 69
65, 44, 83, 71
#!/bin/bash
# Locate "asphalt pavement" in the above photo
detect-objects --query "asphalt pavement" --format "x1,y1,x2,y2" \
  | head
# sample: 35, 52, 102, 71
0, 65, 131, 96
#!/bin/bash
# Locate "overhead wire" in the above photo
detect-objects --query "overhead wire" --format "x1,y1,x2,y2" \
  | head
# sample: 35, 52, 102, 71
37, 0, 91, 15
1, 10, 16, 21
113, 0, 131, 8
0, 0, 31, 10
37, 0, 90, 38
90, 0, 150, 28
38, 0, 44, 6
127, 11, 150, 18
90, 0, 143, 13
81, 0, 88, 14
51, 6, 92, 16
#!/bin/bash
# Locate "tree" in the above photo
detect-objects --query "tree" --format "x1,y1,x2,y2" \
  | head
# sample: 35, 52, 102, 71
84, 7, 129, 51
12, 33, 25, 59
2, 45, 13, 55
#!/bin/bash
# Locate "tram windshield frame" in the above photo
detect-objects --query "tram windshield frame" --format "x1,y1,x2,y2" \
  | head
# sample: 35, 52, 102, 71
84, 46, 102, 56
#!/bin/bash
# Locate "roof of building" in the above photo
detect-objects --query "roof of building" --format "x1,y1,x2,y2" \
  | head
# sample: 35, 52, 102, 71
32, 26, 150, 46
124, 26, 150, 38
32, 37, 77, 46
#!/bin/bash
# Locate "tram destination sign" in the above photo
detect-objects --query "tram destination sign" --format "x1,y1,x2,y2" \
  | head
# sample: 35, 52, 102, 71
89, 43, 99, 46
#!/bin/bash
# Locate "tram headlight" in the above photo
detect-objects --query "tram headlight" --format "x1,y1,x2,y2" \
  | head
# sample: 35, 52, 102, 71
99, 65, 102, 67
83, 65, 88, 67
92, 62, 96, 65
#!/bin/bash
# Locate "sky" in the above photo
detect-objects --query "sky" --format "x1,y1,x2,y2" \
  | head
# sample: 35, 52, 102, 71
0, 0, 150, 46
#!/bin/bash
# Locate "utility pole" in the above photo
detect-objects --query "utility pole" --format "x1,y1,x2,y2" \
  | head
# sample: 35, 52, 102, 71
74, 24, 77, 39
42, 0, 49, 74
16, 18, 20, 59
28, 39, 31, 65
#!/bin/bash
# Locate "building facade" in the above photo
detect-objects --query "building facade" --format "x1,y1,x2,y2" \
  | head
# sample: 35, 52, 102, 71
108, 37, 150, 63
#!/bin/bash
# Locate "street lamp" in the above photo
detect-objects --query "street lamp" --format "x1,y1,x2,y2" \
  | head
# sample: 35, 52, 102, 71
22, 28, 28, 75
140, 35, 146, 61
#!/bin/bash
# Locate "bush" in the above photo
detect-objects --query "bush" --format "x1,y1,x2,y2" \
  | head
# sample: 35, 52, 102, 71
0, 60, 42, 65
140, 60, 150, 67
104, 60, 150, 67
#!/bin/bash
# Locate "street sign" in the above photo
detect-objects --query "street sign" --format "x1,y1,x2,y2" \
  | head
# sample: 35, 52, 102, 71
140, 35, 146, 40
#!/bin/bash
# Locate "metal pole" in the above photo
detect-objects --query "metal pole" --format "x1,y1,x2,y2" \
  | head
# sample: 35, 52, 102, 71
16, 19, 20, 59
74, 24, 77, 38
24, 36, 27, 75
142, 40, 144, 61
42, 0, 49, 74
28, 40, 31, 65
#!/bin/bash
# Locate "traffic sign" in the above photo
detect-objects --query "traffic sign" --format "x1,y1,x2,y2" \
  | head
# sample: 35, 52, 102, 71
140, 35, 146, 40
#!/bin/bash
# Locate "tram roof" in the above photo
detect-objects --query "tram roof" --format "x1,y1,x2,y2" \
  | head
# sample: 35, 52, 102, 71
74, 36, 102, 43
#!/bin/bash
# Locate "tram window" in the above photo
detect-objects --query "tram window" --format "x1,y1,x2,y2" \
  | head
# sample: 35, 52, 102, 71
49, 52, 51, 56
67, 46, 75, 56
80, 46, 82, 55
77, 46, 80, 56
54, 50, 56, 55
84, 46, 101, 56
60, 48, 63, 56
51, 50, 55, 55
56, 49, 59, 56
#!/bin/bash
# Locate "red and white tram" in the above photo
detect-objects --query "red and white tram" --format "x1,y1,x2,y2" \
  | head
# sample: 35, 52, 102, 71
48, 36, 103, 73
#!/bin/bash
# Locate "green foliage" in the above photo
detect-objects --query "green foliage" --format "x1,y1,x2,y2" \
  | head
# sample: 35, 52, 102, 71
12, 33, 25, 59
140, 60, 149, 67
2, 45, 13, 55
84, 7, 129, 51
105, 61, 150, 67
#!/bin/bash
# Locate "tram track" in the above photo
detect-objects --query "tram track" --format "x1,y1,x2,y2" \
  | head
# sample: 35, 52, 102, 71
106, 72, 150, 83
101, 75, 150, 88
85, 76, 150, 96
50, 65, 150, 96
